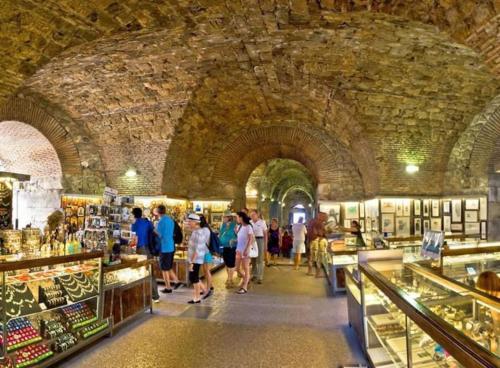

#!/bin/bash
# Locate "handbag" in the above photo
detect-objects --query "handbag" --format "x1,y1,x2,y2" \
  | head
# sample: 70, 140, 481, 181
249, 240, 259, 258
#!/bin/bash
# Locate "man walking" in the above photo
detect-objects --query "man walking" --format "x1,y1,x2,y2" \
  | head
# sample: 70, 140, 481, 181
131, 207, 160, 303
250, 209, 267, 284
155, 205, 181, 293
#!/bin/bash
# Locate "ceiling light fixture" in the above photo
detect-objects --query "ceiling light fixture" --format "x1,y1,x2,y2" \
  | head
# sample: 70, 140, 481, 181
405, 164, 419, 174
125, 167, 137, 177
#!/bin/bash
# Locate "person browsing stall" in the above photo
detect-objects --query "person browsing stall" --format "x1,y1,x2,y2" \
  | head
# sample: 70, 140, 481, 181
250, 209, 267, 283
186, 213, 210, 304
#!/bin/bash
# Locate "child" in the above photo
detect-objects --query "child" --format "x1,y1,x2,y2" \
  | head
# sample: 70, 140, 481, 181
281, 230, 293, 258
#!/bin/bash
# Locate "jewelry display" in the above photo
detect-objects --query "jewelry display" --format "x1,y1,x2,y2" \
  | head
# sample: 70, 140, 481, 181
55, 273, 97, 302
14, 343, 53, 368
1, 283, 41, 318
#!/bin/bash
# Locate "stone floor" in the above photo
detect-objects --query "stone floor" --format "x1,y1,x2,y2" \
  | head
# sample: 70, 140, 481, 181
60, 264, 366, 368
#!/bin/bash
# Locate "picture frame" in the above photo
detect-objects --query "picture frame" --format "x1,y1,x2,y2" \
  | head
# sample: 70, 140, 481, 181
423, 219, 430, 232
366, 218, 372, 232
402, 200, 411, 217
381, 199, 396, 213
396, 217, 410, 237
321, 203, 341, 227
414, 200, 421, 216
480, 221, 487, 240
442, 201, 451, 215
431, 218, 442, 231
414, 218, 422, 235
465, 222, 480, 235
360, 219, 365, 233
423, 200, 430, 217
480, 197, 487, 221
431, 200, 440, 217
382, 214, 394, 233
464, 210, 478, 223
344, 219, 352, 228
396, 201, 404, 217
465, 199, 479, 210
451, 223, 463, 232
360, 203, 365, 218
77, 207, 85, 217
211, 213, 223, 225
193, 201, 204, 213
344, 202, 359, 220
443, 216, 451, 233
451, 199, 462, 223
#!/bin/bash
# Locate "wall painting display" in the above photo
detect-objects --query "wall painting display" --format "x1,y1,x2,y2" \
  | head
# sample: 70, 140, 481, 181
366, 218, 372, 232
423, 200, 430, 217
360, 219, 365, 233
480, 197, 487, 221
414, 218, 422, 235
431, 200, 440, 217
443, 216, 451, 233
465, 222, 480, 235
381, 199, 396, 213
442, 201, 451, 215
359, 203, 365, 218
344, 219, 352, 228
372, 217, 379, 232
396, 201, 404, 217
451, 199, 462, 223
344, 202, 359, 219
396, 217, 410, 237
403, 200, 411, 217
430, 218, 442, 231
414, 200, 421, 216
321, 203, 341, 228
423, 219, 430, 232
451, 223, 463, 232
464, 210, 478, 223
480, 221, 487, 240
193, 201, 204, 213
465, 199, 479, 210
382, 214, 394, 233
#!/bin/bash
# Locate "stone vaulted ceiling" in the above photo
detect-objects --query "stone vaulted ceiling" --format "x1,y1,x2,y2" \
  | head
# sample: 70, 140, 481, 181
0, 1, 499, 198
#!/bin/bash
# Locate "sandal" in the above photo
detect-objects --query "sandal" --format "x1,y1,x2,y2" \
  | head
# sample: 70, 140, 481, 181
236, 288, 248, 294
188, 300, 201, 304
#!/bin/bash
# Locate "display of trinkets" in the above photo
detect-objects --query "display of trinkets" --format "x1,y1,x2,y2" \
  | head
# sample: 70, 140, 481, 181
60, 303, 97, 330
79, 320, 110, 339
14, 343, 53, 368
55, 273, 97, 302
0, 318, 42, 352
52, 333, 78, 352
38, 284, 67, 309
21, 228, 41, 253
40, 319, 66, 340
2, 283, 41, 318
0, 230, 22, 253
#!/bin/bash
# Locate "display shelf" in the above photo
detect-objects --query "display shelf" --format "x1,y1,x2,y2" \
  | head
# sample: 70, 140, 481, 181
366, 317, 406, 367
5, 264, 99, 286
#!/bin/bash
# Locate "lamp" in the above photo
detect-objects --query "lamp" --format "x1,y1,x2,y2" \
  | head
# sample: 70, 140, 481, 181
405, 164, 419, 174
125, 167, 137, 177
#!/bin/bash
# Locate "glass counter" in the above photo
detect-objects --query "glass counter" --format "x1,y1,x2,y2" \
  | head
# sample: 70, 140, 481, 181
360, 260, 499, 367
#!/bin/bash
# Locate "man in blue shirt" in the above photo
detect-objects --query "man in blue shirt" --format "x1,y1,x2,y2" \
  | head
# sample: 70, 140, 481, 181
132, 208, 159, 302
155, 205, 181, 293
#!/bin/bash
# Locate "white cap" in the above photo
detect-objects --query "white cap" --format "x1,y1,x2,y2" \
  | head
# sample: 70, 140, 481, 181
187, 213, 201, 222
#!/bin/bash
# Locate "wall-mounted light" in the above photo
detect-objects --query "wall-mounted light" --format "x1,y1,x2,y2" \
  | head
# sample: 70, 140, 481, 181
125, 167, 137, 177
308, 203, 312, 207
405, 164, 419, 174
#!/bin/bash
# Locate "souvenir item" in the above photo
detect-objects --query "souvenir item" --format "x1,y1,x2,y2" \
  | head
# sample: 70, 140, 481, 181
56, 273, 97, 302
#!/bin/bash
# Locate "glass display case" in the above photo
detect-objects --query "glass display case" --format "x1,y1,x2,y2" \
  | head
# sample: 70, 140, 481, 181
0, 251, 110, 367
360, 259, 499, 368
103, 257, 153, 329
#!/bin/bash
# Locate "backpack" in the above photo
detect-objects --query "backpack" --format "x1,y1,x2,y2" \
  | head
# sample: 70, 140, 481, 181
208, 228, 221, 255
173, 221, 183, 245
148, 230, 161, 257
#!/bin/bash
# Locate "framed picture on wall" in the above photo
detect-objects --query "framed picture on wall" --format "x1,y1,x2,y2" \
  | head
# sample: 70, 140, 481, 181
344, 220, 352, 228
480, 197, 487, 221
403, 200, 411, 217
465, 222, 480, 235
423, 200, 430, 217
451, 223, 463, 232
451, 199, 462, 223
443, 216, 451, 233
465, 199, 479, 210
431, 200, 440, 217
382, 214, 394, 233
431, 218, 442, 231
360, 219, 365, 232
396, 201, 403, 217
465, 210, 478, 223
366, 218, 372, 232
443, 201, 451, 215
414, 218, 422, 235
423, 219, 430, 232
481, 221, 487, 240
211, 213, 223, 225
381, 199, 396, 213
344, 202, 359, 219
414, 200, 421, 216
396, 217, 410, 237
360, 203, 365, 218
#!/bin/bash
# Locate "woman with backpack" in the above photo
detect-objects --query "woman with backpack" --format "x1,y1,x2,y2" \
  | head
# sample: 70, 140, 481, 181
199, 215, 214, 299
234, 211, 255, 294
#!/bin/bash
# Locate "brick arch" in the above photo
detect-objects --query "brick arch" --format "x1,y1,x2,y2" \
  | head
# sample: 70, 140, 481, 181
0, 97, 105, 193
445, 94, 500, 194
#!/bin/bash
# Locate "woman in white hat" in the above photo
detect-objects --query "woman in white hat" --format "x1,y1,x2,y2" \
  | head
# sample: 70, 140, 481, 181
186, 213, 210, 304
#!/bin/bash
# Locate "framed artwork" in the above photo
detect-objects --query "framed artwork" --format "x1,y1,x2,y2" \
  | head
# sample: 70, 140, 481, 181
431, 218, 442, 231
443, 216, 451, 233
442, 201, 451, 215
431, 200, 440, 217
77, 207, 85, 217
423, 200, 430, 217
423, 219, 430, 232
193, 201, 204, 213
360, 219, 365, 232
382, 214, 395, 233
77, 217, 84, 228
396, 201, 404, 217
465, 222, 480, 235
451, 199, 462, 223
480, 197, 487, 221
414, 200, 421, 216
481, 221, 487, 240
372, 217, 379, 232
366, 218, 372, 232
465, 210, 478, 223
381, 199, 396, 213
451, 223, 463, 232
414, 218, 422, 235
344, 219, 352, 228
465, 199, 479, 210
360, 203, 365, 218
321, 203, 341, 227
396, 217, 410, 237
403, 200, 411, 217
344, 202, 359, 219
211, 213, 223, 224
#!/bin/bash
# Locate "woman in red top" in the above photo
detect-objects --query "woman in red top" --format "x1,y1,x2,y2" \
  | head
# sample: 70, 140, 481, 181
281, 230, 293, 258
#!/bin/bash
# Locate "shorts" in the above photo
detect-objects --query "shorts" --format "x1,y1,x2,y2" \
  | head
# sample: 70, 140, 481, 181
159, 252, 175, 271
204, 252, 213, 264
292, 239, 306, 254
223, 247, 236, 268
189, 263, 201, 284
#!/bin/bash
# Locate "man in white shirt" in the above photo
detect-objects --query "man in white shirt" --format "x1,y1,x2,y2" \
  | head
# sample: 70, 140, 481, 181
250, 209, 268, 284
292, 217, 307, 270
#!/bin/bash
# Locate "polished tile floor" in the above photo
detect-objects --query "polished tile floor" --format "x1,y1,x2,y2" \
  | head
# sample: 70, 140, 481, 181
60, 264, 366, 368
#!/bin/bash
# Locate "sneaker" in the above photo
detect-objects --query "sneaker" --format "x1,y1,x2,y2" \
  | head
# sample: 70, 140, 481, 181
188, 300, 201, 304
153, 298, 160, 303
161, 288, 173, 294
173, 282, 182, 290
